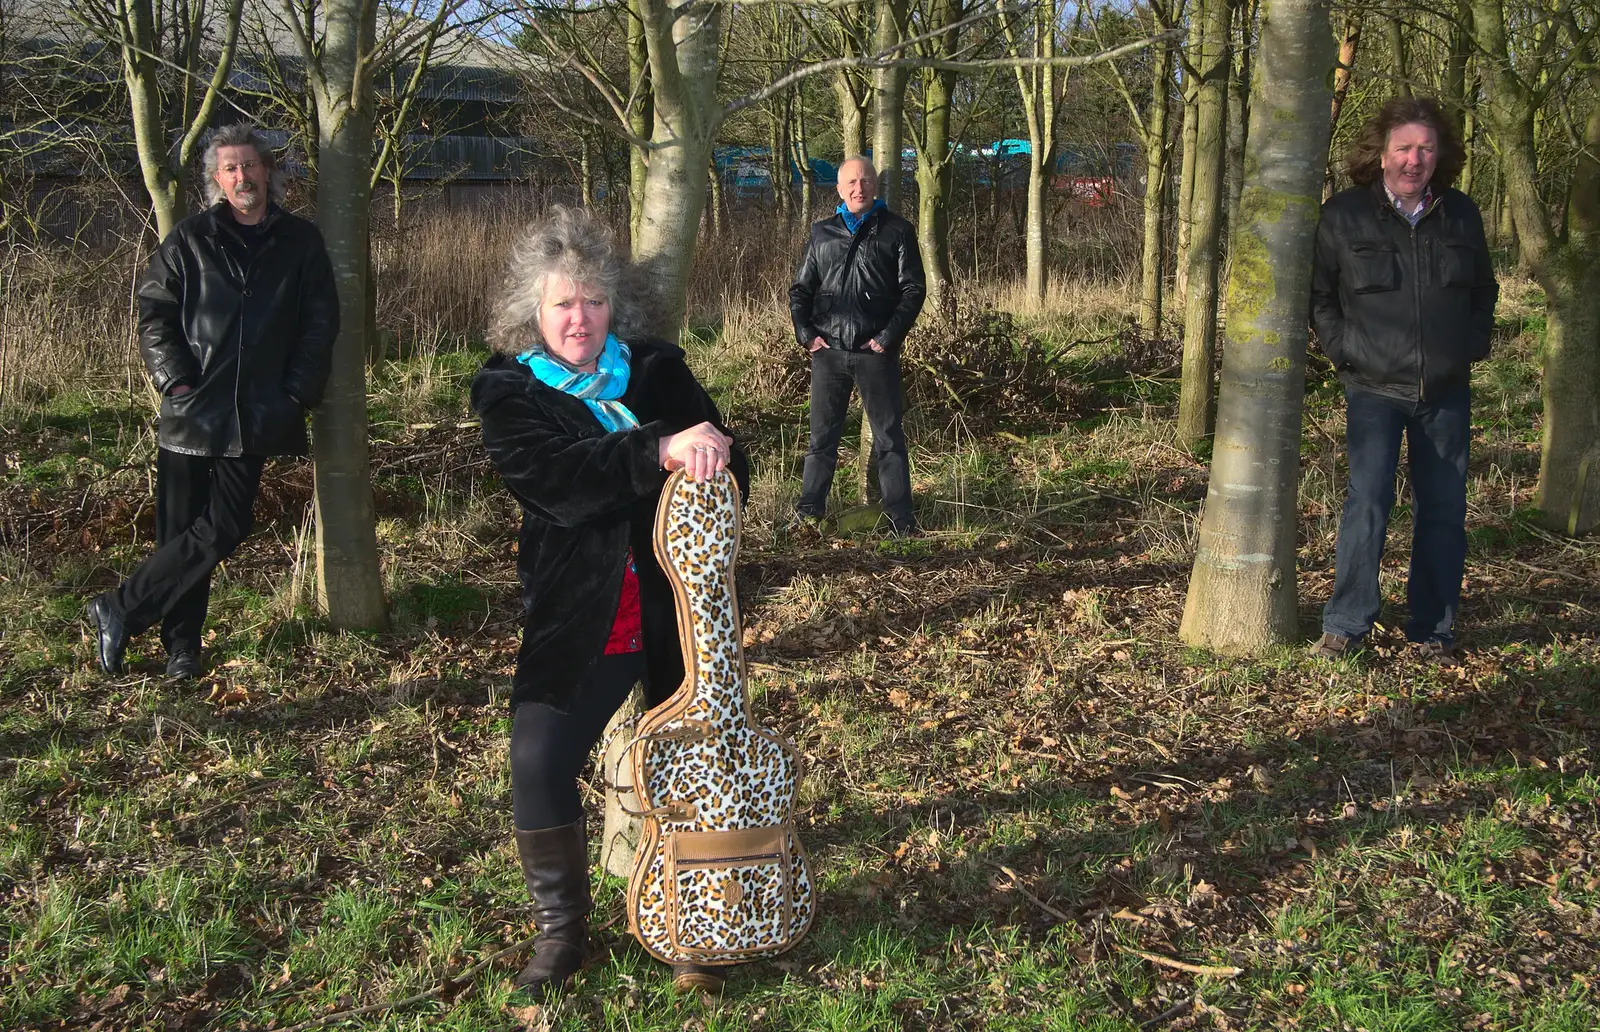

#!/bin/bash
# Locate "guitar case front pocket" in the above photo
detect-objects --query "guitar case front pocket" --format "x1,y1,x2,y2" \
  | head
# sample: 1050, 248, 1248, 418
664, 825, 799, 960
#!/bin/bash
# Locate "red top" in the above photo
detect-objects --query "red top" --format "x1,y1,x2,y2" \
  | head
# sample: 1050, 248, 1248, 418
605, 549, 643, 654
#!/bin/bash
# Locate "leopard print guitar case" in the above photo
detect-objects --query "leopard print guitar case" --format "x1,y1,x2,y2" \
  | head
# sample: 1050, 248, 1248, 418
619, 469, 815, 964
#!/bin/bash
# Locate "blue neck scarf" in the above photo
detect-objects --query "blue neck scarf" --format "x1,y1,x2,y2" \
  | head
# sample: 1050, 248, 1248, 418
516, 333, 639, 432
837, 198, 886, 235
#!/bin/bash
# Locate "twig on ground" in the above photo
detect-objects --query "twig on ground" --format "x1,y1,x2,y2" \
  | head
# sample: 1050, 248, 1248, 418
1141, 995, 1196, 1028
1115, 944, 1244, 978
275, 930, 539, 1032
995, 864, 1074, 923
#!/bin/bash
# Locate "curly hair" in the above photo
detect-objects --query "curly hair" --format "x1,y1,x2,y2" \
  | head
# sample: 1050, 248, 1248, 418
202, 122, 288, 206
486, 207, 659, 356
1345, 96, 1465, 191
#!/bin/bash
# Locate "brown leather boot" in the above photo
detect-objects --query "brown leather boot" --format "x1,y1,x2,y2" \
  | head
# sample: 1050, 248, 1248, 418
671, 962, 728, 995
513, 819, 591, 996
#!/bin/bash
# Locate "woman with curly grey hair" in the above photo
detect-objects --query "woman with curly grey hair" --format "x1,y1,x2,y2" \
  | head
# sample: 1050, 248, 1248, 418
470, 207, 748, 999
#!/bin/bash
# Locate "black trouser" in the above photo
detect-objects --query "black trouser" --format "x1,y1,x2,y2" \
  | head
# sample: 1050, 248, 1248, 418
797, 347, 914, 527
511, 652, 645, 831
110, 449, 265, 656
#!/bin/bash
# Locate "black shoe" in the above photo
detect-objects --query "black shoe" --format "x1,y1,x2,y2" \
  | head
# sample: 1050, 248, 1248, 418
512, 819, 591, 998
671, 961, 728, 995
85, 595, 128, 675
165, 650, 202, 680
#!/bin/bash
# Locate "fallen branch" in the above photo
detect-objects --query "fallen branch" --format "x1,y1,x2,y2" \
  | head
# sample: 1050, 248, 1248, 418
1140, 995, 1196, 1028
995, 864, 1074, 923
1116, 944, 1244, 979
276, 930, 540, 1032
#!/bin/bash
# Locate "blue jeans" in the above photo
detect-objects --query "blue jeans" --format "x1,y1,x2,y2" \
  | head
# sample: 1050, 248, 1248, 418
1323, 385, 1470, 644
797, 348, 914, 527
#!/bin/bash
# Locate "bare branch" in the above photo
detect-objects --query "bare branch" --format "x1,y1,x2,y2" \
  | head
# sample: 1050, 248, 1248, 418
725, 27, 1184, 118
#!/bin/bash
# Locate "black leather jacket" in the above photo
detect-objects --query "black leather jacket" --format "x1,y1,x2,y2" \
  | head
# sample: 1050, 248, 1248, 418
137, 202, 339, 457
789, 207, 926, 354
470, 340, 749, 711
1311, 182, 1497, 402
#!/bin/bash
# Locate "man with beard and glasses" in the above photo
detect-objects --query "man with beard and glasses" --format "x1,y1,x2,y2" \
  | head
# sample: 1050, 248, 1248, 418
84, 123, 338, 679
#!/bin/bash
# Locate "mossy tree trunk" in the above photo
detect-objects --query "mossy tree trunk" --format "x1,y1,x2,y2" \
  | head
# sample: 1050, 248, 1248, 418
1176, 0, 1231, 449
1471, 0, 1600, 534
1180, 0, 1334, 652
913, 0, 960, 315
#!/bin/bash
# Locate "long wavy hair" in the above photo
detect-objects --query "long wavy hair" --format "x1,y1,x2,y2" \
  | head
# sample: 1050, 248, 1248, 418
1345, 96, 1465, 191
486, 207, 658, 356
202, 122, 288, 206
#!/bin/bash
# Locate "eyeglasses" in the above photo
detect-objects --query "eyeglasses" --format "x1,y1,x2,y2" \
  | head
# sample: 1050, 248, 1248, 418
219, 160, 262, 176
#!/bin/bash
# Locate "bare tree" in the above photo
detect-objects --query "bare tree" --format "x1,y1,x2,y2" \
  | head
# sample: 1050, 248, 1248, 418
1003, 0, 1067, 305
64, 0, 244, 238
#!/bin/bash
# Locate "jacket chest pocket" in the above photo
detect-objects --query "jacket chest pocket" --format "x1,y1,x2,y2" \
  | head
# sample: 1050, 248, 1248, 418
1346, 240, 1399, 293
1436, 238, 1477, 288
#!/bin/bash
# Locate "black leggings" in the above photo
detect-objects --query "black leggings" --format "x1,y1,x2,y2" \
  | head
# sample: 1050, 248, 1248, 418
511, 652, 645, 832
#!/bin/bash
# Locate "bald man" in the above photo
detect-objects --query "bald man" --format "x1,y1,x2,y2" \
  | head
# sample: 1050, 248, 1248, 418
788, 156, 926, 535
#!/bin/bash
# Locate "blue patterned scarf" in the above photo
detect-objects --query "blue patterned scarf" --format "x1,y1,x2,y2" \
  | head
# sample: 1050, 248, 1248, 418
837, 198, 886, 234
516, 334, 639, 431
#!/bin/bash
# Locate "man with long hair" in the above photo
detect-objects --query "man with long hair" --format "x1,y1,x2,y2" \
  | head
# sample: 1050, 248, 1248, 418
84, 123, 338, 679
1308, 97, 1498, 665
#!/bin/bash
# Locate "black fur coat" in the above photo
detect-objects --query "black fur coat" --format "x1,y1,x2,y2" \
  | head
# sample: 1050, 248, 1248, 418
470, 339, 749, 711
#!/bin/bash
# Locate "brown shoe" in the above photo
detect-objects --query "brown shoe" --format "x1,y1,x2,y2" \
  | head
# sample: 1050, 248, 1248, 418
1308, 632, 1357, 660
512, 819, 591, 997
1413, 640, 1461, 667
671, 962, 728, 995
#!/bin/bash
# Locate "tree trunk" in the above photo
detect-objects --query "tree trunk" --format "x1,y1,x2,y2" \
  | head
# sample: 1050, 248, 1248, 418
310, 0, 387, 629
1225, 0, 1253, 240
835, 69, 869, 158
631, 0, 723, 336
627, 0, 652, 241
1140, 37, 1173, 335
793, 98, 815, 219
1384, 0, 1408, 97
872, 0, 907, 208
1473, 0, 1600, 533
914, 0, 960, 315
1324, 11, 1360, 202
1175, 79, 1200, 305
580, 135, 595, 207
120, 0, 183, 239
1177, 0, 1231, 449
1181, 0, 1334, 652
599, 689, 643, 876
1009, 0, 1060, 305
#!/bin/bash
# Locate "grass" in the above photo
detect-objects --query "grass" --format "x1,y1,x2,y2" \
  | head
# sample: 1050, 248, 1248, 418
3, 260, 1598, 1030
